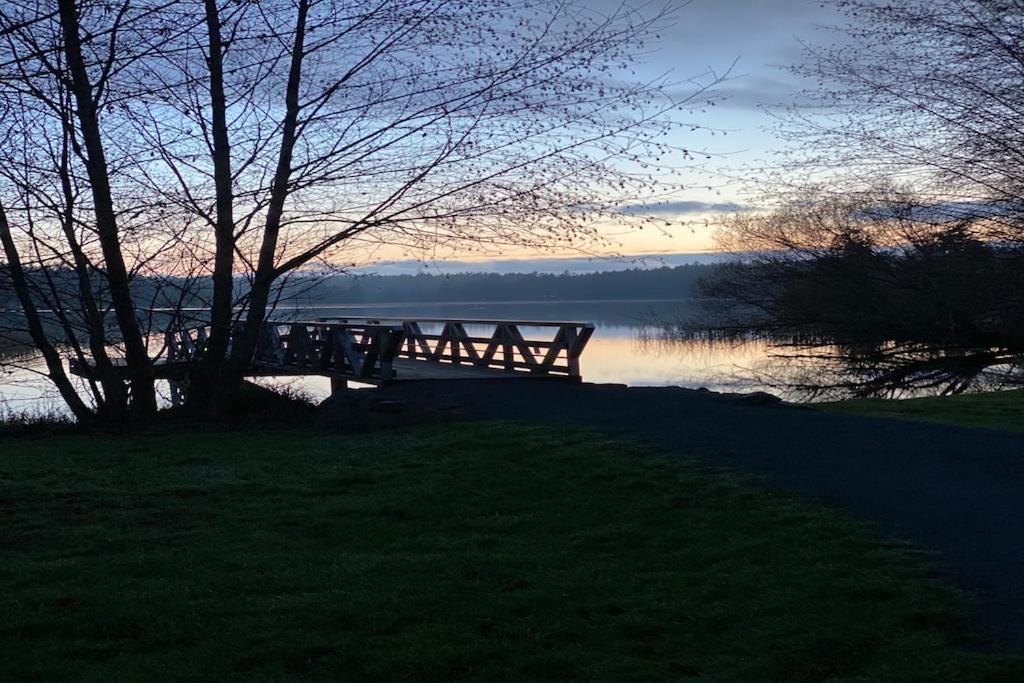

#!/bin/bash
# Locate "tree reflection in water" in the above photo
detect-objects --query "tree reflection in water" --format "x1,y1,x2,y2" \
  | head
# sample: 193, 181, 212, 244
642, 324, 1024, 401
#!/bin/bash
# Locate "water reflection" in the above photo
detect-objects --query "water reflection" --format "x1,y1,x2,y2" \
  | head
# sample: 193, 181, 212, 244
0, 299, 828, 416
584, 329, 771, 391
1, 348, 65, 417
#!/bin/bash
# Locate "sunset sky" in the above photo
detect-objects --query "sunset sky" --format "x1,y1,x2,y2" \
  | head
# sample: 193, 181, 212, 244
365, 0, 846, 273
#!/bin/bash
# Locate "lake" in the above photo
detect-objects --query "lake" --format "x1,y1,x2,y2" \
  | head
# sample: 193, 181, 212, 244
0, 299, 787, 416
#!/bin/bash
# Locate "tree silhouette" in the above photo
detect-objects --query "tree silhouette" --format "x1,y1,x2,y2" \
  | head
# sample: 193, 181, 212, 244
689, 0, 1024, 398
692, 188, 1024, 398
0, 0, 717, 421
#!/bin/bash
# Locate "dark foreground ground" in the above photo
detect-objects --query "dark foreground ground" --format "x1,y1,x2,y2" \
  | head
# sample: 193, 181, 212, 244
4, 420, 1024, 680
821, 389, 1024, 432
372, 380, 1024, 648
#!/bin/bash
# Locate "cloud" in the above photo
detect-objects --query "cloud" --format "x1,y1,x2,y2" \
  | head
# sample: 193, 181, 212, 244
709, 80, 809, 111
617, 200, 752, 216
667, 72, 820, 112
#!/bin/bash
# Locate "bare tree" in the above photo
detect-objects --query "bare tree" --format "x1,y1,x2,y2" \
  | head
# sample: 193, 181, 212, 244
685, 187, 1024, 398
774, 0, 1024, 231
0, 0, 719, 421
679, 0, 1024, 398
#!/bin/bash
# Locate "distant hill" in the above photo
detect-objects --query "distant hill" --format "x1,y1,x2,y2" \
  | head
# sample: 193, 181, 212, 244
298, 265, 716, 304
352, 252, 730, 276
0, 263, 717, 312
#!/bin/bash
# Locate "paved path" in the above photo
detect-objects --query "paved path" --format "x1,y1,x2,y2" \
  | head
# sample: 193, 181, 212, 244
381, 380, 1024, 648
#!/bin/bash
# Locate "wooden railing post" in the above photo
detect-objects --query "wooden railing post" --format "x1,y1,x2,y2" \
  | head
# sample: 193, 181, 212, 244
566, 324, 595, 378
77, 317, 595, 390
254, 317, 592, 382
256, 323, 285, 365
166, 329, 182, 362
378, 328, 404, 381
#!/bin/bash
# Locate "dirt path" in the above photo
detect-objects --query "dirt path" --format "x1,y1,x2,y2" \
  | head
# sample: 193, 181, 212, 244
376, 380, 1024, 648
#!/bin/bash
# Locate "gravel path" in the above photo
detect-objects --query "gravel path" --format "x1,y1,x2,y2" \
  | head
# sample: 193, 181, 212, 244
378, 380, 1024, 648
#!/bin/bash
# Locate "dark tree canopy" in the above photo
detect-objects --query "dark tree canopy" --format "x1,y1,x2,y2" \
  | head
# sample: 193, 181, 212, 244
689, 0, 1024, 398
692, 189, 1024, 398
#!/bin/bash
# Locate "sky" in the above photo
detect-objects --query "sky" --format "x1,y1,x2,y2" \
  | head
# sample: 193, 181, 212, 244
367, 0, 847, 275
627, 0, 840, 180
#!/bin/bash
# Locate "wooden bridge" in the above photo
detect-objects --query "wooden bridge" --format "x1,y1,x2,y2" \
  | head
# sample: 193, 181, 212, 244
70, 317, 595, 402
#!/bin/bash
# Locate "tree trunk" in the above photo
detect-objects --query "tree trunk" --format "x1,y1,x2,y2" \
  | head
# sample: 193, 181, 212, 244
57, 122, 128, 420
58, 0, 156, 420
203, 0, 309, 416
0, 201, 94, 422
185, 0, 237, 412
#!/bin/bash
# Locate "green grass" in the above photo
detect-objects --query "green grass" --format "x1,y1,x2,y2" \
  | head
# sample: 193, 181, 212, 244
820, 389, 1024, 432
2, 423, 1022, 681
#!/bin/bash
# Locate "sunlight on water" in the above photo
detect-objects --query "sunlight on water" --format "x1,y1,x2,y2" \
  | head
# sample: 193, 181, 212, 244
582, 328, 774, 391
0, 364, 60, 413
0, 300, 790, 417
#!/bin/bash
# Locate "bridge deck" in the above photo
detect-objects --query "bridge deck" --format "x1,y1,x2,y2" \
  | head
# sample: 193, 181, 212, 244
68, 317, 594, 394
71, 357, 576, 384
387, 358, 573, 383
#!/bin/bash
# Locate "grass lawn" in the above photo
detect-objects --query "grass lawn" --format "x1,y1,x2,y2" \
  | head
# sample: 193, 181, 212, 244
820, 389, 1024, 432
2, 422, 1022, 681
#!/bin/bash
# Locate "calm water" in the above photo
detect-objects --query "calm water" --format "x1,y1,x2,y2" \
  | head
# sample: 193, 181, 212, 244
0, 299, 784, 416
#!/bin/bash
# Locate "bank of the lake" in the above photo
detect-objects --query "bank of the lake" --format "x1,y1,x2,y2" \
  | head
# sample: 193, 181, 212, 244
821, 388, 1024, 432
3, 419, 1023, 681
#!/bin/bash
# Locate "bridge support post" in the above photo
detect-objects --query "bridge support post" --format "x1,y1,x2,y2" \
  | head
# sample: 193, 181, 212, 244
169, 379, 187, 407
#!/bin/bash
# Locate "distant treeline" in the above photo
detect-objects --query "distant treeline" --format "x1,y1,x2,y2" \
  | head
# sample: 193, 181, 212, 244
301, 265, 715, 303
0, 263, 717, 311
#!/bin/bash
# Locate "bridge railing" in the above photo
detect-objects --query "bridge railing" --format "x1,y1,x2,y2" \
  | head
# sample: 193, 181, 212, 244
163, 317, 594, 382
258, 320, 405, 380
317, 317, 595, 378
165, 325, 208, 362
166, 320, 406, 381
